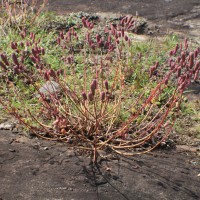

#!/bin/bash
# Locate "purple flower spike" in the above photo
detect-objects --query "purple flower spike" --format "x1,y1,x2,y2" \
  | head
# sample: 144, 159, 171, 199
11, 42, 17, 50
12, 53, 19, 66
101, 91, 106, 101
181, 52, 186, 62
150, 66, 156, 77
49, 69, 56, 78
92, 79, 98, 89
1, 54, 9, 66
82, 92, 87, 101
88, 92, 93, 101
13, 65, 20, 74
177, 67, 181, 77
164, 77, 169, 85
121, 28, 125, 37
194, 50, 198, 58
189, 52, 194, 68
44, 71, 50, 81
60, 31, 64, 39
155, 61, 159, 69
96, 34, 101, 43
30, 56, 37, 63
124, 35, 129, 41
90, 83, 96, 96
174, 44, 179, 54
104, 80, 109, 90
57, 37, 61, 45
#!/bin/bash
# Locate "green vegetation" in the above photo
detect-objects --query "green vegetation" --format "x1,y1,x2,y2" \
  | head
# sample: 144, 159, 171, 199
0, 1, 199, 162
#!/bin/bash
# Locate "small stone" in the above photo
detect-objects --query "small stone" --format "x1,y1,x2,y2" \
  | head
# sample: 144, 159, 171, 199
32, 144, 39, 150
35, 81, 61, 97
9, 149, 16, 152
147, 31, 153, 35
106, 167, 111, 171
0, 122, 15, 130
43, 147, 49, 150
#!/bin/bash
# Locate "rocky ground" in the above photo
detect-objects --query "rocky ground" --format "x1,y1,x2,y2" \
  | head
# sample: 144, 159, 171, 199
0, 130, 200, 200
0, 0, 200, 200
45, 0, 200, 44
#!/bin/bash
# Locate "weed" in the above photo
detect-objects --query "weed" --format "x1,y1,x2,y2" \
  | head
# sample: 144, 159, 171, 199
1, 0, 48, 31
0, 13, 199, 162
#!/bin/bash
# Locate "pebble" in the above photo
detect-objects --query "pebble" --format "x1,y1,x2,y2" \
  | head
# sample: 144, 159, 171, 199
147, 30, 153, 35
43, 146, 49, 150
9, 149, 16, 152
35, 81, 61, 97
0, 122, 15, 130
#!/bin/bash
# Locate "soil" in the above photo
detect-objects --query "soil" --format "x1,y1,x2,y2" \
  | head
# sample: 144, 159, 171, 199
44, 0, 200, 43
0, 131, 200, 200
1, 1, 200, 200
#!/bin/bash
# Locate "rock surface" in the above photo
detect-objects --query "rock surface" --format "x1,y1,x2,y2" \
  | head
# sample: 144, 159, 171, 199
43, 0, 200, 42
38, 81, 60, 96
0, 131, 200, 200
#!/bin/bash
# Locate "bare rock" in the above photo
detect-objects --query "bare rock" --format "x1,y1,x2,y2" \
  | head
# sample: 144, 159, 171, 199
35, 81, 61, 97
0, 121, 16, 130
